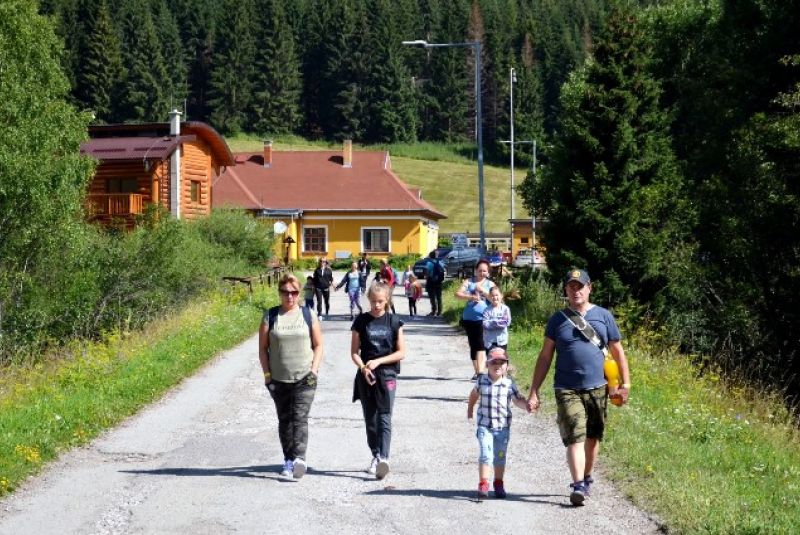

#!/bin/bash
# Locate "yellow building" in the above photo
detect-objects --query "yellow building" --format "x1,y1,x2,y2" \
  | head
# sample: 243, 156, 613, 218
510, 218, 548, 259
213, 141, 446, 262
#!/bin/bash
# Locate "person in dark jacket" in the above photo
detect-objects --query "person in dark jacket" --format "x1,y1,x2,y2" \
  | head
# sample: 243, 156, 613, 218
312, 258, 334, 317
358, 253, 371, 295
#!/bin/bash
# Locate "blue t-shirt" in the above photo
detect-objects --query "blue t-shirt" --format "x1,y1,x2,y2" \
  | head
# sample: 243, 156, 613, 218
544, 306, 622, 390
461, 278, 493, 321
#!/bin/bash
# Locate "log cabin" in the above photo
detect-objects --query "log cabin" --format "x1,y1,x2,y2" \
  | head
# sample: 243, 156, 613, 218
80, 111, 235, 228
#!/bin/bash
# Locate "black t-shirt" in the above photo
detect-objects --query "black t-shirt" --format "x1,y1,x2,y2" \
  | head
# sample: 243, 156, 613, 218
352, 313, 403, 363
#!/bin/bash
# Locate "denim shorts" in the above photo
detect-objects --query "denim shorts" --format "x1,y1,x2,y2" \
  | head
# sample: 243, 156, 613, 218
476, 425, 510, 466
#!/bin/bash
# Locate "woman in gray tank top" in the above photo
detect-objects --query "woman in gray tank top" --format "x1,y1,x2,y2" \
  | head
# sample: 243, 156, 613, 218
259, 273, 324, 480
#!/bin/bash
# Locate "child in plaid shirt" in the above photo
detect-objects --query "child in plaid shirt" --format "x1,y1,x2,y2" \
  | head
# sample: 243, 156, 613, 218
467, 347, 529, 498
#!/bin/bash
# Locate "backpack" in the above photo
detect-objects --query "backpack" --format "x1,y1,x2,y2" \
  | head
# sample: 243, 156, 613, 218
267, 306, 313, 350
428, 260, 445, 284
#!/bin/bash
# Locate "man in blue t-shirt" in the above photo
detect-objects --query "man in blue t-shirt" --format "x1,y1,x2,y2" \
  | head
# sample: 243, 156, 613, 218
526, 269, 631, 507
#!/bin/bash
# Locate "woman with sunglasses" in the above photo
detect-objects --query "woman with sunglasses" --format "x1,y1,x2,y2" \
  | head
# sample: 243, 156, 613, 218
259, 273, 324, 479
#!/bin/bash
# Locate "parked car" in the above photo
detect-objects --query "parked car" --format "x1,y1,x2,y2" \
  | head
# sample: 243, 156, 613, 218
443, 247, 485, 279
513, 248, 534, 268
413, 247, 453, 279
485, 249, 504, 268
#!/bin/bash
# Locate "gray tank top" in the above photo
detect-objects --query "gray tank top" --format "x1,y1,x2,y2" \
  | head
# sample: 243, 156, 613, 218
268, 308, 314, 382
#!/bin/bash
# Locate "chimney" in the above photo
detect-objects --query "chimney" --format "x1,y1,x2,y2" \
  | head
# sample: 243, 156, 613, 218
169, 109, 182, 136
263, 140, 272, 168
343, 139, 353, 168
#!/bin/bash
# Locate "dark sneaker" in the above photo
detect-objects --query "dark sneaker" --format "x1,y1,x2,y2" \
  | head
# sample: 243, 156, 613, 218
583, 474, 594, 497
569, 482, 586, 506
376, 458, 390, 480
477, 480, 489, 498
493, 479, 506, 499
292, 458, 307, 479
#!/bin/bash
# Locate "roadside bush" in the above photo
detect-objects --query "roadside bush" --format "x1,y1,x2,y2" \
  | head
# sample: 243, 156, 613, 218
193, 208, 272, 267
504, 269, 564, 328
0, 209, 275, 366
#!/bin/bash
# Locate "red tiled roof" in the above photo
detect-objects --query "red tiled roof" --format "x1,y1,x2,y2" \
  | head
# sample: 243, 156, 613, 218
80, 135, 195, 161
213, 150, 446, 219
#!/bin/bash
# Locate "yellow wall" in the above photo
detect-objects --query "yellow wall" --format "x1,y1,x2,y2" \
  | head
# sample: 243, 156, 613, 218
268, 211, 440, 261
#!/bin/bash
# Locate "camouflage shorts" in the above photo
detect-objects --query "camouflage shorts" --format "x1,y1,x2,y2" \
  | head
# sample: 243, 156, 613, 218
555, 387, 607, 446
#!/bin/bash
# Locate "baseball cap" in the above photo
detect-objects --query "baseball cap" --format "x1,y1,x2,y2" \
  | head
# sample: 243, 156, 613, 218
487, 347, 509, 363
565, 269, 590, 286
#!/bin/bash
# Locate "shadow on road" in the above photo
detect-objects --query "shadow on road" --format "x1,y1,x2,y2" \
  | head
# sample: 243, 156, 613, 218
121, 465, 282, 480
363, 486, 567, 506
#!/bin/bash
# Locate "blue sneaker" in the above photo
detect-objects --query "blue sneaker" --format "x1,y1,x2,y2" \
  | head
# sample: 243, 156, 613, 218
569, 481, 586, 506
583, 474, 594, 497
280, 460, 294, 478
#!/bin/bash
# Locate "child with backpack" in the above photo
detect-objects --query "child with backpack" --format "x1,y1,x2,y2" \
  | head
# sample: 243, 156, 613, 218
303, 276, 315, 310
405, 273, 422, 316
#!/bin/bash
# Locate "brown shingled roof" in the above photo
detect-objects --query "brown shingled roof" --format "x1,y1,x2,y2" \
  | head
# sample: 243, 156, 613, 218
80, 135, 196, 161
213, 150, 446, 219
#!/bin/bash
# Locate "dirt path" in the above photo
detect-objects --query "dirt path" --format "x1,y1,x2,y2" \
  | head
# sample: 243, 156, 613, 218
0, 275, 661, 534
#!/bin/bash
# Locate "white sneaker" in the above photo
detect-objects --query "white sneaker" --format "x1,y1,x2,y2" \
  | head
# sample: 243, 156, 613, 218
367, 456, 378, 475
293, 458, 307, 479
280, 460, 294, 478
376, 458, 390, 480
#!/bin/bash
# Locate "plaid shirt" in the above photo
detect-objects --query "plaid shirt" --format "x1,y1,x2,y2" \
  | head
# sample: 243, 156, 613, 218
474, 374, 524, 429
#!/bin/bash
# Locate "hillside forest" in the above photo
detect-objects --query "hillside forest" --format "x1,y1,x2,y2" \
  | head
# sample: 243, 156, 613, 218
3, 0, 800, 406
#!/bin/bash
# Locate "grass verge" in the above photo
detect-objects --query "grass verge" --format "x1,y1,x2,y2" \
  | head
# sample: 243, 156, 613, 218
439, 279, 800, 534
0, 286, 275, 497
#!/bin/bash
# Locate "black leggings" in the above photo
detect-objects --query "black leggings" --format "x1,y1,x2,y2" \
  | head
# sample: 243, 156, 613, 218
315, 287, 330, 315
462, 319, 484, 360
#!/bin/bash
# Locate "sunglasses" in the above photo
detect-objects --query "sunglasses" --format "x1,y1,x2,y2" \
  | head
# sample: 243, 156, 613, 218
279, 289, 300, 297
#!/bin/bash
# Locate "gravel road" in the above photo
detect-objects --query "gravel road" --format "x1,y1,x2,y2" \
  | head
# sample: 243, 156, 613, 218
0, 274, 662, 534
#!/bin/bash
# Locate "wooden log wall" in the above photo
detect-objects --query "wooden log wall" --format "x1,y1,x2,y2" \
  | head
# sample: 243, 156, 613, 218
181, 141, 212, 220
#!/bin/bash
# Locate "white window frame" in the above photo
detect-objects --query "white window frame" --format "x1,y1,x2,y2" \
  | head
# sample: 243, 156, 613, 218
361, 226, 391, 254
302, 225, 328, 253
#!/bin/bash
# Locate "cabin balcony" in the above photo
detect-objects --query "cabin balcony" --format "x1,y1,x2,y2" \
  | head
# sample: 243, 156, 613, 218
86, 194, 145, 218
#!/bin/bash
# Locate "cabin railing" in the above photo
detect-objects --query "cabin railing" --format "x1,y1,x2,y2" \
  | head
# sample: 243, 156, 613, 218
86, 194, 145, 217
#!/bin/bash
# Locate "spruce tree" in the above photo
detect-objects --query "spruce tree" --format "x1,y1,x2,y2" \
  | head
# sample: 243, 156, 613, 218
421, 0, 469, 141
251, 0, 303, 135
364, 0, 417, 143
153, 0, 189, 112
527, 1, 689, 305
117, 0, 171, 122
320, 0, 368, 141
208, 0, 256, 135
298, 0, 332, 137
74, 0, 125, 122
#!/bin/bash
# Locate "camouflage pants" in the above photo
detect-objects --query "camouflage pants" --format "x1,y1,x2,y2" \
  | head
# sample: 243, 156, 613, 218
555, 386, 607, 446
269, 375, 317, 460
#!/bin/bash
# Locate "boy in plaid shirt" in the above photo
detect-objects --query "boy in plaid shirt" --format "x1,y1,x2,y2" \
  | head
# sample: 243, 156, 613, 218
467, 347, 529, 498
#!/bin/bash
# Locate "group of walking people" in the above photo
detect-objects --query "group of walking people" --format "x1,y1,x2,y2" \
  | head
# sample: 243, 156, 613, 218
260, 271, 404, 482
259, 260, 631, 507
456, 262, 631, 504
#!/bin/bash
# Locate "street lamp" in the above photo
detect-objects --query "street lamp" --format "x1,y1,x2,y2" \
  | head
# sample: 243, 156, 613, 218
402, 39, 485, 251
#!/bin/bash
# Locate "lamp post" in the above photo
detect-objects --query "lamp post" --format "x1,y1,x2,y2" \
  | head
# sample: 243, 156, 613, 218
402, 39, 485, 251
282, 235, 296, 264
